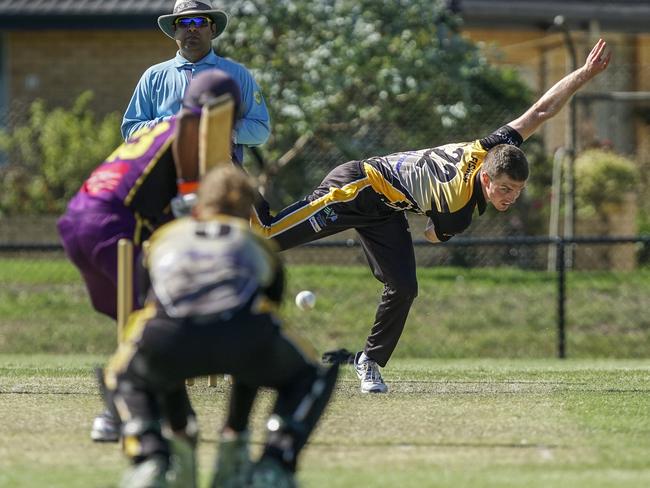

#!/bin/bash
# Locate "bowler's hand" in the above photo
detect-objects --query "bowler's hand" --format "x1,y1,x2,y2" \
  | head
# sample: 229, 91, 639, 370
583, 39, 611, 79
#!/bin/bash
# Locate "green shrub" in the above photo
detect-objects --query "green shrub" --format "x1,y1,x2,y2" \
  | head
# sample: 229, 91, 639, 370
575, 149, 637, 220
0, 92, 122, 216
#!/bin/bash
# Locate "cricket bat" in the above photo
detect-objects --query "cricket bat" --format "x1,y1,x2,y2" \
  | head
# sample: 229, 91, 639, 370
116, 238, 134, 345
198, 93, 235, 388
198, 94, 236, 176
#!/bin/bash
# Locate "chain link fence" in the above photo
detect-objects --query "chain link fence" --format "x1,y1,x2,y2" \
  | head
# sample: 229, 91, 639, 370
1, 31, 649, 358
1, 237, 648, 358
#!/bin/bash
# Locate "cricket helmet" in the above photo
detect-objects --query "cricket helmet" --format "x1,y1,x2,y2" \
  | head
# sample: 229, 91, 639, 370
182, 69, 242, 116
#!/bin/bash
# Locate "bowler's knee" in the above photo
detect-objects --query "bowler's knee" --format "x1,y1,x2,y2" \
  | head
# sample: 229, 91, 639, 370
388, 276, 418, 302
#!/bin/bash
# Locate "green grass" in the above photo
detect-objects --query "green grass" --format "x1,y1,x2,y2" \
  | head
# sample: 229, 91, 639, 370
1, 257, 650, 357
1, 355, 649, 487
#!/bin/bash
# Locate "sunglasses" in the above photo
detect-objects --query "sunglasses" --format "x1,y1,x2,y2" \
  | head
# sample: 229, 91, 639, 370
174, 16, 213, 28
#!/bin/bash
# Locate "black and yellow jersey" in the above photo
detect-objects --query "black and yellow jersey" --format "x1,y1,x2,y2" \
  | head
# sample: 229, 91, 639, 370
363, 125, 523, 241
145, 215, 283, 318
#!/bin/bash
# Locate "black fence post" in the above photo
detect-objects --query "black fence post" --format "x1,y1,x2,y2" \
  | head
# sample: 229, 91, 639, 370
556, 238, 566, 359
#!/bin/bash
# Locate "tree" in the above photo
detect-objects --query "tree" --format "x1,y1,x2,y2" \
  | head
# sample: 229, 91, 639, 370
218, 0, 532, 205
1, 1, 534, 218
0, 92, 122, 216
575, 148, 637, 222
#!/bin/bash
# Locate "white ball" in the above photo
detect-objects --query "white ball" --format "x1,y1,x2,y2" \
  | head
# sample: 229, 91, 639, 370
295, 290, 316, 311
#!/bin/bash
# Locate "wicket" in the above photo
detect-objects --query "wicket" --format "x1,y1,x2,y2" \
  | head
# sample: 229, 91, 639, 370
116, 238, 133, 345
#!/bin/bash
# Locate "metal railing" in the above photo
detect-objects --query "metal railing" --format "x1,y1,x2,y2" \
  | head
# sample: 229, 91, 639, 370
2, 234, 649, 359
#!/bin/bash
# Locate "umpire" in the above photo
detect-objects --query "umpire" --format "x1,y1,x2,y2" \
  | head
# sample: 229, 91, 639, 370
102, 166, 339, 488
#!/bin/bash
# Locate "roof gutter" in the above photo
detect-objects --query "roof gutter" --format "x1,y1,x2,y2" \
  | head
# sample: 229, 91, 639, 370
459, 1, 650, 33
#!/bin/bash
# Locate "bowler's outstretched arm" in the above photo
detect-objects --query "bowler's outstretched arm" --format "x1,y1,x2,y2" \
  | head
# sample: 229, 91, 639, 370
509, 38, 611, 141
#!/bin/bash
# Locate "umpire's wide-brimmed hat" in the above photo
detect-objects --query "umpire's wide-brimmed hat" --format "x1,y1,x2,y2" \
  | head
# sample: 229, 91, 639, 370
158, 0, 228, 40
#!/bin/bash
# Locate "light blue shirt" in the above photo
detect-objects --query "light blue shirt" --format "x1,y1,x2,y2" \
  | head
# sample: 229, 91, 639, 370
121, 50, 270, 162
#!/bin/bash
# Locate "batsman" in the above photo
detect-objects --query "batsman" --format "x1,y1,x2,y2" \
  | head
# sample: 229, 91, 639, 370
102, 166, 338, 488
57, 70, 242, 442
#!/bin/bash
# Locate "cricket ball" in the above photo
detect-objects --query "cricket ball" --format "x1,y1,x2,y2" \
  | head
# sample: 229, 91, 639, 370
295, 290, 316, 311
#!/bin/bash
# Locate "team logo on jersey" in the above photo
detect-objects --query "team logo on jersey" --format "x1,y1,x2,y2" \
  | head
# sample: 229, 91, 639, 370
308, 216, 322, 233
308, 207, 338, 233
462, 155, 479, 183
254, 91, 262, 105
82, 162, 129, 195
322, 207, 338, 222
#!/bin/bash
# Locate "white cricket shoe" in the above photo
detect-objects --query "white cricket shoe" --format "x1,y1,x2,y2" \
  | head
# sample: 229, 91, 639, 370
354, 352, 388, 394
91, 409, 120, 442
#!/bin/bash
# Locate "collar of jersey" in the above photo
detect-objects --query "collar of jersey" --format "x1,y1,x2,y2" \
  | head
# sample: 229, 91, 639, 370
473, 171, 487, 215
174, 50, 219, 68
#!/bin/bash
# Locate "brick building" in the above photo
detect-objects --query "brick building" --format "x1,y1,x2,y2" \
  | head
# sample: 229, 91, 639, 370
461, 0, 650, 160
0, 0, 174, 120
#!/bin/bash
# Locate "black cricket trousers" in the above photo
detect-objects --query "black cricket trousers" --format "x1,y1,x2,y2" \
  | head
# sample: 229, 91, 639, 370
253, 160, 418, 366
108, 305, 319, 430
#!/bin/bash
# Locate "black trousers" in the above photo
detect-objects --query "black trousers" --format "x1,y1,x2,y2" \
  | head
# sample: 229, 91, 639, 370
109, 306, 319, 462
254, 161, 418, 366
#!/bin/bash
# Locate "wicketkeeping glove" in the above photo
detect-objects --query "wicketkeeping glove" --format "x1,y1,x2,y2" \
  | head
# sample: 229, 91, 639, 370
171, 193, 198, 218
321, 348, 355, 365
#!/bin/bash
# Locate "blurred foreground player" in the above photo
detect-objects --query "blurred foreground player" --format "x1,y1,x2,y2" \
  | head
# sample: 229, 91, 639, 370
101, 166, 339, 488
57, 70, 241, 442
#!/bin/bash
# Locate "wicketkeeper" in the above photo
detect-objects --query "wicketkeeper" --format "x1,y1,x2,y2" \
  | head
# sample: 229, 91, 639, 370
101, 166, 339, 488
57, 70, 242, 442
